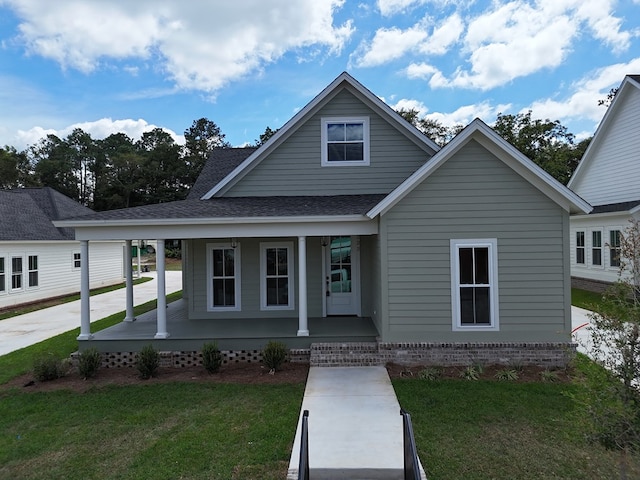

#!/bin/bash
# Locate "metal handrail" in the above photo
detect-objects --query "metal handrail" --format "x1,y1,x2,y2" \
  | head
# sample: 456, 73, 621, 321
400, 408, 421, 480
298, 410, 310, 480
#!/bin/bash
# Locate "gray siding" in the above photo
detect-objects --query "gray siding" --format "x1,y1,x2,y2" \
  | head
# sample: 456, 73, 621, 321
225, 88, 431, 196
380, 139, 570, 342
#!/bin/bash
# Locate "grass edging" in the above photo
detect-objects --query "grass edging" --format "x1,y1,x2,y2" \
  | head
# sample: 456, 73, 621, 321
0, 291, 182, 385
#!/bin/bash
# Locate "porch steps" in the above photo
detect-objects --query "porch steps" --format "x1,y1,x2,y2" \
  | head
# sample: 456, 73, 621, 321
309, 342, 382, 367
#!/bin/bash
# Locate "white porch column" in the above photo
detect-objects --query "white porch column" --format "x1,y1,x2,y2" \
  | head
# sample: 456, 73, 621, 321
124, 240, 135, 322
77, 240, 92, 340
154, 239, 169, 339
297, 236, 309, 336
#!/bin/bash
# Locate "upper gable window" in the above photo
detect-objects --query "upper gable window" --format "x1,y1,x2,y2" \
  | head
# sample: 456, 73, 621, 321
321, 117, 370, 166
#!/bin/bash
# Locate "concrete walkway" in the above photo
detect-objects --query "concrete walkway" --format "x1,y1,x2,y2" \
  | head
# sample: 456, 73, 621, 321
0, 271, 183, 356
288, 366, 427, 480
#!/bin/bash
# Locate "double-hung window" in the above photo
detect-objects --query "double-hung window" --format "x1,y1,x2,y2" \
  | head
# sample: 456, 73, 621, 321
0, 257, 5, 293
73, 252, 81, 270
321, 117, 370, 166
575, 231, 585, 264
591, 230, 602, 266
206, 243, 241, 311
11, 256, 23, 290
28, 255, 38, 287
451, 239, 499, 331
260, 242, 294, 310
609, 230, 621, 268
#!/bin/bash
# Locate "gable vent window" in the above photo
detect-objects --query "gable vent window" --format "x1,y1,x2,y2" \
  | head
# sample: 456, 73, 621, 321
321, 117, 370, 166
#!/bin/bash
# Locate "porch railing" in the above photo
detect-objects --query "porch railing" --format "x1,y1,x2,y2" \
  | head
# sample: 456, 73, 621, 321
297, 410, 310, 480
400, 408, 421, 480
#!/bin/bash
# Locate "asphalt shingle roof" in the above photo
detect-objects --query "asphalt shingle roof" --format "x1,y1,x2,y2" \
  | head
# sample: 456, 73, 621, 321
63, 194, 387, 223
0, 187, 94, 241
187, 147, 258, 200
590, 200, 640, 215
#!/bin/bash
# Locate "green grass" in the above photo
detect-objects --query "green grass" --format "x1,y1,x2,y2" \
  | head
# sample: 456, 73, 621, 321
0, 291, 182, 385
394, 367, 640, 479
0, 277, 153, 321
572, 287, 604, 311
0, 382, 304, 480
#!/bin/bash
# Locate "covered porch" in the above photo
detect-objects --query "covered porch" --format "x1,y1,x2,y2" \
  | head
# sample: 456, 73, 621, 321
81, 298, 379, 352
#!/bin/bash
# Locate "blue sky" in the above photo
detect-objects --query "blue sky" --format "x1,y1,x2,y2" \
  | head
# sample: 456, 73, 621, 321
1, 0, 639, 151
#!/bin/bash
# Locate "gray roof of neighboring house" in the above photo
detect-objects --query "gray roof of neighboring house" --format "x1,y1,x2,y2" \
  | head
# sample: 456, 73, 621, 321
0, 187, 94, 241
628, 74, 640, 83
62, 194, 387, 222
590, 200, 640, 215
187, 147, 258, 200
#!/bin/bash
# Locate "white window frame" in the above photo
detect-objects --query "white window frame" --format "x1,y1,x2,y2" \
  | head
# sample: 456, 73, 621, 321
0, 255, 6, 294
575, 231, 585, 265
321, 116, 370, 166
72, 252, 82, 270
10, 255, 24, 292
450, 239, 499, 331
590, 229, 604, 268
607, 228, 622, 269
260, 242, 295, 311
27, 254, 39, 288
206, 243, 241, 312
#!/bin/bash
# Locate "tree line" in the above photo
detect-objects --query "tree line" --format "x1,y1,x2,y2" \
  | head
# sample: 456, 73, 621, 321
1, 111, 589, 211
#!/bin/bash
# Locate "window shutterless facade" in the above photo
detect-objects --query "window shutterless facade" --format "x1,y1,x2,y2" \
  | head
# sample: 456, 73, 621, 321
450, 239, 499, 331
206, 243, 241, 311
11, 256, 23, 290
575, 231, 585, 264
609, 229, 621, 268
260, 242, 294, 310
591, 230, 602, 267
321, 117, 370, 166
28, 255, 38, 287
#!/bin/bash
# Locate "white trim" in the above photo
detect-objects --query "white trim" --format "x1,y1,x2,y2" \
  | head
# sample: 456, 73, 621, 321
575, 230, 586, 265
27, 253, 39, 288
368, 119, 592, 218
607, 227, 623, 269
10, 254, 24, 292
450, 238, 499, 332
206, 242, 242, 312
321, 117, 370, 166
260, 241, 295, 311
0, 255, 6, 295
589, 228, 604, 269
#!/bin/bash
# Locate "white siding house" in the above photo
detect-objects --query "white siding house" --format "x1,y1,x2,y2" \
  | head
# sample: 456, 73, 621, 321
568, 74, 640, 291
0, 188, 124, 309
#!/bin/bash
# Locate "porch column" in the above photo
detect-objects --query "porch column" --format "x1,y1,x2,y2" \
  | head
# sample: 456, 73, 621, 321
154, 239, 169, 338
297, 236, 309, 336
77, 240, 92, 340
124, 240, 135, 322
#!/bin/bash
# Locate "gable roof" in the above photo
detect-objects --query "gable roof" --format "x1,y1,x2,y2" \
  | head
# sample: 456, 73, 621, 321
201, 71, 440, 199
0, 187, 94, 241
187, 147, 257, 200
367, 118, 592, 218
568, 74, 640, 191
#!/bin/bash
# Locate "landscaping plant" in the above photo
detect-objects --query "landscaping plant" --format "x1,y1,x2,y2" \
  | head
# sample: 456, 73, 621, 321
77, 347, 102, 379
32, 353, 68, 382
261, 340, 288, 372
201, 342, 222, 374
136, 344, 160, 379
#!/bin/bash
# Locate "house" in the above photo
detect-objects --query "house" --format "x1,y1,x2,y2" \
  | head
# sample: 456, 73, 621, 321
56, 73, 590, 367
568, 74, 640, 292
0, 187, 125, 309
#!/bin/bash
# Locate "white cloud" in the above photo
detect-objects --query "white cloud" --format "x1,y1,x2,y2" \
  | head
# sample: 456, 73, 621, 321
353, 26, 427, 67
419, 13, 464, 55
424, 101, 512, 127
15, 118, 183, 151
391, 98, 429, 116
377, 0, 426, 16
3, 0, 353, 92
527, 57, 640, 125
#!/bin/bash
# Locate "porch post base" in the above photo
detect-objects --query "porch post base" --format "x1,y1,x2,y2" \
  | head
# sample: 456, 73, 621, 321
297, 329, 310, 337
123, 316, 136, 322
154, 332, 170, 339
77, 333, 93, 341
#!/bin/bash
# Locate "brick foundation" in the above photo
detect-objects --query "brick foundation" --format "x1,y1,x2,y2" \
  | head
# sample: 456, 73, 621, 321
571, 276, 612, 293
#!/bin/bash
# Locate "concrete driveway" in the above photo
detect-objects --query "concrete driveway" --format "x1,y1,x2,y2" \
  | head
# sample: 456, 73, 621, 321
0, 271, 183, 356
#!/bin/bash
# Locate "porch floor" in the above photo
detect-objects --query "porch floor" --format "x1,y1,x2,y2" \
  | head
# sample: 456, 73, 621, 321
84, 299, 380, 352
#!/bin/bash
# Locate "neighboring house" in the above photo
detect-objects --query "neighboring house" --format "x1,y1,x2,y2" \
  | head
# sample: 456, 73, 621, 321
0, 187, 125, 309
57, 73, 590, 366
568, 74, 640, 292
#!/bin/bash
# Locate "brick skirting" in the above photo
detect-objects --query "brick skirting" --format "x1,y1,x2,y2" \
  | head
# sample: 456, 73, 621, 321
571, 276, 612, 293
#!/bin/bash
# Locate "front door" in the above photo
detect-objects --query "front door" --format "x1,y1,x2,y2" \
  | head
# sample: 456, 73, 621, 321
325, 236, 360, 316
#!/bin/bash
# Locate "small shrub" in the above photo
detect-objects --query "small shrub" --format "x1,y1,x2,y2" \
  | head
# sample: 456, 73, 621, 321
77, 348, 102, 379
418, 367, 442, 381
262, 341, 288, 371
495, 368, 519, 381
202, 342, 222, 374
540, 369, 560, 382
33, 353, 67, 382
459, 365, 481, 381
136, 344, 160, 379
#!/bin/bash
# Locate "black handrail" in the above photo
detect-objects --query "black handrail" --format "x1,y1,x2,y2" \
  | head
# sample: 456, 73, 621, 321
298, 410, 310, 480
400, 408, 421, 480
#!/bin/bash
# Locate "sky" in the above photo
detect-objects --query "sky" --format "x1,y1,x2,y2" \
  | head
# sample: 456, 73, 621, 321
1, 0, 639, 152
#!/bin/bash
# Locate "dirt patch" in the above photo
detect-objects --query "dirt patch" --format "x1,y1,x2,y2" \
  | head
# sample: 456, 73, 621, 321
2, 361, 310, 394
386, 363, 573, 383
